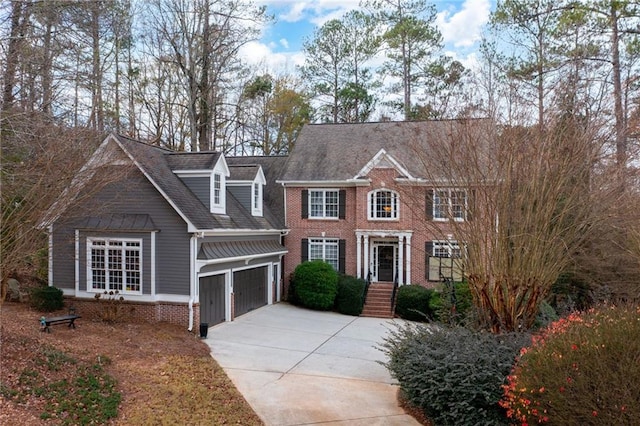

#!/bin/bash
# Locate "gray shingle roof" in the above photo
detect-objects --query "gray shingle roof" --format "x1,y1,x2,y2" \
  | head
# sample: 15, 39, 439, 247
113, 135, 284, 231
279, 120, 491, 182
228, 164, 260, 181
226, 156, 287, 228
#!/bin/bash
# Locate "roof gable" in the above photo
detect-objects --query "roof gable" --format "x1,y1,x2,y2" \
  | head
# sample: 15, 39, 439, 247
355, 148, 415, 180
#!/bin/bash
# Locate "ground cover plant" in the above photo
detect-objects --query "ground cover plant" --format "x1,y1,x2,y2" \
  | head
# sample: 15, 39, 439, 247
292, 260, 338, 310
501, 305, 640, 424
0, 302, 263, 425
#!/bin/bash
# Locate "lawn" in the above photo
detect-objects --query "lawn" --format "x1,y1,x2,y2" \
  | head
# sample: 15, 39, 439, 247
0, 302, 263, 425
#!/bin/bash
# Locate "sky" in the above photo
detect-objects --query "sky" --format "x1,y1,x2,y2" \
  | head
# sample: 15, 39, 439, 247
240, 0, 495, 74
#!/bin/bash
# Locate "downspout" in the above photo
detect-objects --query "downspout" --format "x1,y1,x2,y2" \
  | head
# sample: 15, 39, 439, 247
188, 233, 199, 332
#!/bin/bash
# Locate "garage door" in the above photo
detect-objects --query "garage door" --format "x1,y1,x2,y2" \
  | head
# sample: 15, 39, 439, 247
234, 266, 268, 317
199, 275, 226, 326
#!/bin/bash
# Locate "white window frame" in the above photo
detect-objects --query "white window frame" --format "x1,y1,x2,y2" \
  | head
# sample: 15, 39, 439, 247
309, 189, 339, 219
308, 238, 339, 270
87, 237, 142, 295
368, 189, 399, 220
252, 181, 263, 216
432, 240, 462, 258
433, 189, 467, 222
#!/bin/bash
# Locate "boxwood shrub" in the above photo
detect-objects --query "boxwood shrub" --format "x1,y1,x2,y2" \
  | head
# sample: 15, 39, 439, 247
293, 260, 338, 310
430, 281, 474, 325
30, 285, 64, 312
380, 323, 529, 426
395, 284, 434, 321
334, 275, 366, 316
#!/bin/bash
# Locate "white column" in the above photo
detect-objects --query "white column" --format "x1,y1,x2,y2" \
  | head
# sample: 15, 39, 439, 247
363, 235, 370, 280
356, 232, 362, 279
406, 233, 412, 285
398, 235, 404, 285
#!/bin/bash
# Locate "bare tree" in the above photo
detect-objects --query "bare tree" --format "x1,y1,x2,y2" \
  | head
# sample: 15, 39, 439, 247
409, 117, 609, 332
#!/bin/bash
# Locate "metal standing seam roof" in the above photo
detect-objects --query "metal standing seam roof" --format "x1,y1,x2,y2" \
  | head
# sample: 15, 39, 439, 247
198, 240, 287, 261
77, 214, 157, 231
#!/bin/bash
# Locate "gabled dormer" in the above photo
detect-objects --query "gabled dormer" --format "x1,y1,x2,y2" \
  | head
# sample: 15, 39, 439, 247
227, 164, 266, 217
169, 152, 230, 215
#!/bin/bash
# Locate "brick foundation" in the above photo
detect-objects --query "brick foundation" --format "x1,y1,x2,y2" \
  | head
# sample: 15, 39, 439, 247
64, 297, 199, 330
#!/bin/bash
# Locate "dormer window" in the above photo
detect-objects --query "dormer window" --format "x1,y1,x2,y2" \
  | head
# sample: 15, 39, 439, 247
213, 174, 221, 205
368, 189, 399, 220
252, 181, 263, 216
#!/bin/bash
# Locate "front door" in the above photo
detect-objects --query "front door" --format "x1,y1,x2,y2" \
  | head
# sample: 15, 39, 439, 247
377, 245, 395, 282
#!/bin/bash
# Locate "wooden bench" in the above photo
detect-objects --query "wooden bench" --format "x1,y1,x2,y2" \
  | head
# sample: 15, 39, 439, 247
40, 314, 81, 333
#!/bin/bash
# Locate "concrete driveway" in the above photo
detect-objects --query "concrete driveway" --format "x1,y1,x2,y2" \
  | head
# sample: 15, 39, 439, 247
204, 303, 420, 426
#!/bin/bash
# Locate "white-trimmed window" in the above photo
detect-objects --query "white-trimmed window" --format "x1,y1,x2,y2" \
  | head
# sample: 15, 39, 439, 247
433, 189, 467, 221
427, 240, 464, 281
88, 238, 142, 294
309, 238, 339, 270
369, 189, 399, 220
252, 182, 263, 216
309, 190, 339, 219
432, 240, 462, 258
213, 174, 222, 205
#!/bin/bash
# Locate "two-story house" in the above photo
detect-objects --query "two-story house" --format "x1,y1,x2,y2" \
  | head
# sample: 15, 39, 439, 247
43, 134, 288, 330
278, 120, 478, 306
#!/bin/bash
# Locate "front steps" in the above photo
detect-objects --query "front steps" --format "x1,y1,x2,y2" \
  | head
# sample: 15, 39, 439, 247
361, 282, 395, 318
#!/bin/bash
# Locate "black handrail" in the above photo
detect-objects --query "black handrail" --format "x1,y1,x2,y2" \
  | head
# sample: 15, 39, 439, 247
390, 270, 399, 310
362, 271, 372, 306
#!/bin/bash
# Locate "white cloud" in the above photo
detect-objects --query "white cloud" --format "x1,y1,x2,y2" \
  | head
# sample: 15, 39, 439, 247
279, 38, 289, 49
436, 0, 491, 48
239, 41, 306, 73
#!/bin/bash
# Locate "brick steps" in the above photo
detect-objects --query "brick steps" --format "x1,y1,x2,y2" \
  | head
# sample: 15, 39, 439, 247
361, 282, 395, 318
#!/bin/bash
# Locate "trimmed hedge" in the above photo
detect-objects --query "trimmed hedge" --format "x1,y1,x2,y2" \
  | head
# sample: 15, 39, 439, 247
293, 260, 338, 310
381, 323, 530, 426
395, 285, 434, 321
334, 275, 366, 316
30, 285, 64, 312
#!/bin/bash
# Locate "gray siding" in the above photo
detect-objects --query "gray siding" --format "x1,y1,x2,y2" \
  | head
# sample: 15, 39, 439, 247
52, 167, 191, 296
228, 185, 251, 211
180, 176, 210, 209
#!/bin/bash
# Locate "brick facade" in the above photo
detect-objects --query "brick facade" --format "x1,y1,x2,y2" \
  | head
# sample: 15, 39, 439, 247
283, 167, 460, 293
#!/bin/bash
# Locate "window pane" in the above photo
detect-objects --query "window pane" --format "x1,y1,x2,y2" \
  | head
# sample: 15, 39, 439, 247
325, 191, 338, 217
451, 190, 466, 220
90, 239, 141, 293
433, 190, 447, 219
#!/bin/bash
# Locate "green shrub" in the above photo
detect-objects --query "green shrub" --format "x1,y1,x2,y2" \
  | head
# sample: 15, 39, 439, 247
334, 275, 366, 316
381, 323, 529, 426
293, 260, 338, 310
549, 271, 592, 313
395, 285, 433, 321
30, 286, 64, 312
286, 274, 300, 305
501, 305, 640, 424
430, 281, 474, 325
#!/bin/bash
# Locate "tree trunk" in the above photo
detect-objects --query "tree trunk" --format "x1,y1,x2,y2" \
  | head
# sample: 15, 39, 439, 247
2, 1, 31, 110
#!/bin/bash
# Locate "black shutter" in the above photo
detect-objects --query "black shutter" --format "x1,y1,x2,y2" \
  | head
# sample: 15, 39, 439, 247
338, 239, 346, 273
301, 190, 308, 218
338, 190, 346, 219
425, 241, 433, 279
426, 190, 433, 220
301, 238, 308, 262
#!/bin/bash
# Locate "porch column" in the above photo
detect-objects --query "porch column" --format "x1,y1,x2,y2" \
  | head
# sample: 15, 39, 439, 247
398, 235, 404, 285
363, 235, 370, 280
405, 233, 412, 285
356, 232, 362, 279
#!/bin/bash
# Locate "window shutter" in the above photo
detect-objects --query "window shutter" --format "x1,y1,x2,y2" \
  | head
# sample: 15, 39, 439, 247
338, 239, 346, 273
425, 241, 433, 279
301, 238, 308, 262
301, 190, 308, 218
338, 190, 346, 219
425, 190, 433, 220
